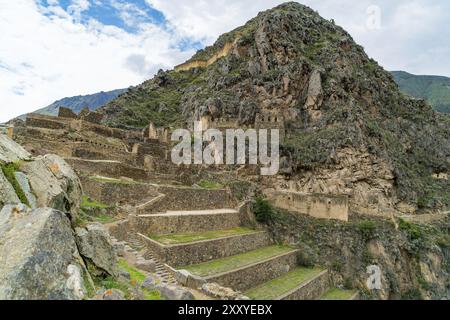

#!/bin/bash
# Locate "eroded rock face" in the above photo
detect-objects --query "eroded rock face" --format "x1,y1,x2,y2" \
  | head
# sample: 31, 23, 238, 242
0, 134, 31, 163
268, 147, 398, 216
20, 154, 82, 222
75, 223, 118, 277
0, 205, 86, 300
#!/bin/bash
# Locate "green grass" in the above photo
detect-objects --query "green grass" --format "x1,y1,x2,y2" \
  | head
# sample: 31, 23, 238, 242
95, 276, 131, 299
183, 245, 295, 277
398, 218, 425, 241
150, 227, 258, 245
142, 288, 162, 300
1, 161, 30, 206
198, 180, 223, 189
81, 196, 109, 209
76, 210, 117, 227
117, 259, 162, 300
76, 206, 119, 227
320, 288, 358, 300
245, 267, 324, 300
118, 259, 146, 284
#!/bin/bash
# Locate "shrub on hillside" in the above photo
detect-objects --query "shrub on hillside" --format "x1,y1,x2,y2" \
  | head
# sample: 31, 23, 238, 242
253, 197, 277, 223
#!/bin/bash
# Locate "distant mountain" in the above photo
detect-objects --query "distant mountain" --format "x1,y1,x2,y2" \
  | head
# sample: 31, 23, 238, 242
392, 71, 450, 114
16, 88, 128, 120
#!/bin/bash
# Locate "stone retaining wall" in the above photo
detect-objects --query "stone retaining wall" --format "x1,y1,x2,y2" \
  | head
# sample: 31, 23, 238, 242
139, 231, 272, 267
26, 114, 68, 130
107, 220, 131, 242
80, 176, 159, 206
189, 250, 299, 292
138, 186, 236, 213
72, 143, 134, 164
131, 209, 242, 235
66, 158, 149, 181
266, 190, 349, 222
278, 270, 329, 300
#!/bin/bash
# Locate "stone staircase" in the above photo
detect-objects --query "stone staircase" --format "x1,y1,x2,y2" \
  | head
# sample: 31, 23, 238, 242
115, 233, 177, 285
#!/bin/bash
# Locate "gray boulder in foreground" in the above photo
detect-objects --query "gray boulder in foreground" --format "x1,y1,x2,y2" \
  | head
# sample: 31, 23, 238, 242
156, 284, 195, 300
0, 134, 31, 163
0, 205, 87, 300
75, 223, 118, 277
20, 154, 82, 223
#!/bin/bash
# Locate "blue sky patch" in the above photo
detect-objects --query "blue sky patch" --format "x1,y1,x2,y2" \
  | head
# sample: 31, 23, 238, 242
38, 0, 205, 52
41, 0, 167, 33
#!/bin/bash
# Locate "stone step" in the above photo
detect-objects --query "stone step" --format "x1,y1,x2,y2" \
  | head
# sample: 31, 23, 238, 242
132, 209, 242, 235
180, 245, 299, 292
319, 288, 360, 300
111, 236, 177, 285
245, 267, 329, 300
138, 229, 272, 267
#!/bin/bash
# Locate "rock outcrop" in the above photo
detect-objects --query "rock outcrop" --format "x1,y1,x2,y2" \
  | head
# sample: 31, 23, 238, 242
0, 205, 86, 300
20, 154, 82, 222
0, 134, 118, 300
75, 223, 118, 276
0, 134, 31, 163
1, 134, 82, 221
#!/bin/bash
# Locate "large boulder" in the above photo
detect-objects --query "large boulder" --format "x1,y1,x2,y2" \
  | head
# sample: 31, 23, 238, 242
20, 154, 82, 222
0, 205, 87, 300
156, 284, 195, 300
75, 223, 118, 276
0, 134, 31, 163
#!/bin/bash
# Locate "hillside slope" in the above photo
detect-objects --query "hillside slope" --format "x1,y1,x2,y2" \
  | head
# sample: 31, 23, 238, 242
392, 71, 450, 114
16, 88, 127, 120
100, 2, 449, 213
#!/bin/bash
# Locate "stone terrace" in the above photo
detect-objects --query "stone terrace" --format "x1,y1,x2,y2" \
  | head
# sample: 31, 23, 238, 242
10, 111, 359, 300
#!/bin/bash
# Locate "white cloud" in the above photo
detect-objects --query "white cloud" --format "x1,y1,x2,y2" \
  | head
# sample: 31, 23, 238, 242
1, 0, 450, 122
0, 0, 193, 122
145, 0, 284, 44
68, 0, 91, 21
147, 0, 450, 75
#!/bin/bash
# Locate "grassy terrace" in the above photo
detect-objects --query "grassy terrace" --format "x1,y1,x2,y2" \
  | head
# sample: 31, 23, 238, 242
320, 288, 357, 300
245, 267, 324, 300
150, 227, 258, 245
81, 196, 109, 209
182, 245, 295, 277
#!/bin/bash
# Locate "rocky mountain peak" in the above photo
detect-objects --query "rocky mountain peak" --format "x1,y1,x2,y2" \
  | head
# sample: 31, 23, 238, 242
100, 3, 449, 212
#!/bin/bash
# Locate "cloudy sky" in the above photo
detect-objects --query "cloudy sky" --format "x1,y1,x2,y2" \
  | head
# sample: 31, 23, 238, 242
1, 0, 450, 122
